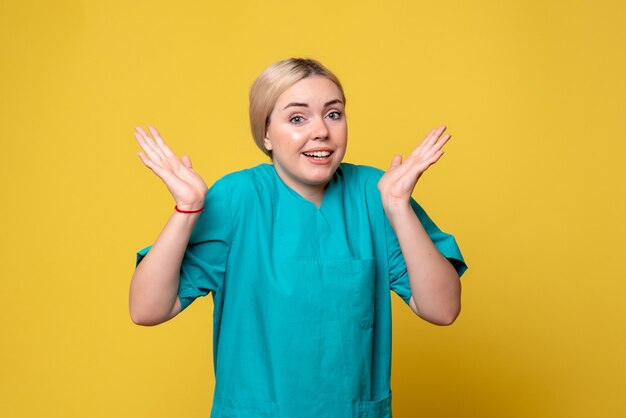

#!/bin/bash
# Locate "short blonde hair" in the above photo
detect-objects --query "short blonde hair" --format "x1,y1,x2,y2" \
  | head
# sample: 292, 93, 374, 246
249, 58, 346, 157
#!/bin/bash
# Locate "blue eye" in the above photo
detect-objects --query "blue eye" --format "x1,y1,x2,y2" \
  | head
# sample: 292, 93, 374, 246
289, 116, 304, 124
327, 111, 342, 120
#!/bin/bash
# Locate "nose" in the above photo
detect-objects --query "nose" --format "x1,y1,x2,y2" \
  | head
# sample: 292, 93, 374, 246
313, 117, 329, 140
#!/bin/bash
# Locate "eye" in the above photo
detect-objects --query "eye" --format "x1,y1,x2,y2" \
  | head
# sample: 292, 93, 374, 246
289, 115, 305, 124
326, 111, 342, 120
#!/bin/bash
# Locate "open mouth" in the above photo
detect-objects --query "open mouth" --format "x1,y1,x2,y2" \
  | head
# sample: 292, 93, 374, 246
302, 150, 332, 160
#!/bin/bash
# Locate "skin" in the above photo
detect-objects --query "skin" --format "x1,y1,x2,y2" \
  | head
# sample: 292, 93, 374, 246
129, 78, 461, 326
263, 76, 347, 207
129, 126, 204, 325
378, 126, 462, 325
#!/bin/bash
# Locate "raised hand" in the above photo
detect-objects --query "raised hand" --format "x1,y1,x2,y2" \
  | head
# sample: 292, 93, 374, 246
135, 126, 208, 211
377, 125, 451, 213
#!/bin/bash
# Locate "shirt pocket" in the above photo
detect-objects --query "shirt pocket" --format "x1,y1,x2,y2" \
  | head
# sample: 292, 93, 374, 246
357, 391, 392, 418
221, 397, 278, 417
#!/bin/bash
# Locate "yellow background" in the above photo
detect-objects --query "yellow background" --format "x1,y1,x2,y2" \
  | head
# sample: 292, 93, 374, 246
1, 1, 625, 417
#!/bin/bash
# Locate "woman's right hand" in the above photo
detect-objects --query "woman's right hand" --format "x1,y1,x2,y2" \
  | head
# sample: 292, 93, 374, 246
135, 126, 208, 210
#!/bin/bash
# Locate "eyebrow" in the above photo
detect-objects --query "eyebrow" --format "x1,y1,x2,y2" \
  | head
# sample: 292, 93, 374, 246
282, 99, 343, 110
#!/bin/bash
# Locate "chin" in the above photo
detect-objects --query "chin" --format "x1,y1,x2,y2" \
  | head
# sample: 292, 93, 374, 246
308, 167, 338, 184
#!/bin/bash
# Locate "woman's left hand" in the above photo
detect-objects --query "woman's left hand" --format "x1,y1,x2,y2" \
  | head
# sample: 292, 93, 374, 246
378, 125, 451, 214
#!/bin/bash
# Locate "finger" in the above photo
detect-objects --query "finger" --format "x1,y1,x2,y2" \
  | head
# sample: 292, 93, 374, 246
433, 125, 447, 138
135, 127, 164, 161
138, 152, 172, 182
418, 149, 445, 172
424, 126, 439, 140
138, 151, 154, 168
413, 125, 447, 157
415, 130, 450, 160
403, 156, 433, 186
404, 147, 445, 183
426, 124, 447, 145
135, 132, 163, 163
389, 154, 402, 170
389, 153, 416, 178
148, 126, 175, 158
436, 133, 452, 149
138, 151, 161, 173
414, 127, 438, 150
181, 155, 192, 168
136, 126, 167, 161
422, 133, 451, 159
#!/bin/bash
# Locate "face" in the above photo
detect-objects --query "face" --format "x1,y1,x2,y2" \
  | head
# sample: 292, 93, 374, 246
264, 75, 347, 200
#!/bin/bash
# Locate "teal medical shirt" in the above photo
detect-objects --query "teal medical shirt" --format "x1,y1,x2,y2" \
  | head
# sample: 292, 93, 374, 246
136, 163, 467, 418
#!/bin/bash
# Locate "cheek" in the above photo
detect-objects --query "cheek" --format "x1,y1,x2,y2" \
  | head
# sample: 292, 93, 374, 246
333, 124, 348, 144
272, 125, 307, 147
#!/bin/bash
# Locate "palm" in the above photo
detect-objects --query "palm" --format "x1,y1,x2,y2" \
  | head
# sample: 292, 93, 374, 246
135, 126, 208, 209
378, 125, 451, 210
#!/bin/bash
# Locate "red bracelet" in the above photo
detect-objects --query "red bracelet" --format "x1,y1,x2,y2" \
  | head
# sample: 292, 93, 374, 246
174, 205, 204, 214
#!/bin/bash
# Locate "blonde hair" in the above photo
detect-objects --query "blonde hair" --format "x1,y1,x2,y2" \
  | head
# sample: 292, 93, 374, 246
249, 58, 345, 157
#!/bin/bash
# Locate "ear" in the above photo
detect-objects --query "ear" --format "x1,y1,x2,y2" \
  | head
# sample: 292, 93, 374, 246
263, 134, 273, 151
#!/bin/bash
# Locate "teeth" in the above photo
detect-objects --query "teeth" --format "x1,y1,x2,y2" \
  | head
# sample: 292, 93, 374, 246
303, 151, 331, 158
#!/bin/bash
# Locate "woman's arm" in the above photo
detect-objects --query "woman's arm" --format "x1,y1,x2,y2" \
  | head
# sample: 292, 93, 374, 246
386, 204, 461, 325
130, 126, 208, 326
378, 125, 461, 326
129, 211, 200, 325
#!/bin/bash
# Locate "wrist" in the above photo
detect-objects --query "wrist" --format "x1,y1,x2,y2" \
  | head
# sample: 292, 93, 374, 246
382, 198, 412, 216
174, 205, 203, 214
383, 200, 414, 227
174, 201, 205, 213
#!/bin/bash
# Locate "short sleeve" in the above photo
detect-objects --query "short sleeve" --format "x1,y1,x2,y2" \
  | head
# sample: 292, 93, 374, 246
135, 178, 233, 310
387, 197, 467, 305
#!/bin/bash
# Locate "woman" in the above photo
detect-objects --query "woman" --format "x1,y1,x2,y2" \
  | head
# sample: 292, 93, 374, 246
130, 58, 467, 418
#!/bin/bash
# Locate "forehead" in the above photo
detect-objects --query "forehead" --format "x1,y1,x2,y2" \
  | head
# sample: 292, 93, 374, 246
275, 76, 343, 108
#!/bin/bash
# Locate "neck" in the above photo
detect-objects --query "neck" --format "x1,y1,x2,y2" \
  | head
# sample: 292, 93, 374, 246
273, 167, 328, 208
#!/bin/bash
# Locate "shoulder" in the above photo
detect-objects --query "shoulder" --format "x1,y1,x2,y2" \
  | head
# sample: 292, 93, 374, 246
334, 163, 388, 219
207, 164, 277, 214
338, 162, 384, 182
211, 163, 276, 193
339, 162, 384, 177
337, 162, 385, 194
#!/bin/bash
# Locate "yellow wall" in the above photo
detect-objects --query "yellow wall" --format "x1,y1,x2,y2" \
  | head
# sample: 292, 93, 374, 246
1, 1, 625, 417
